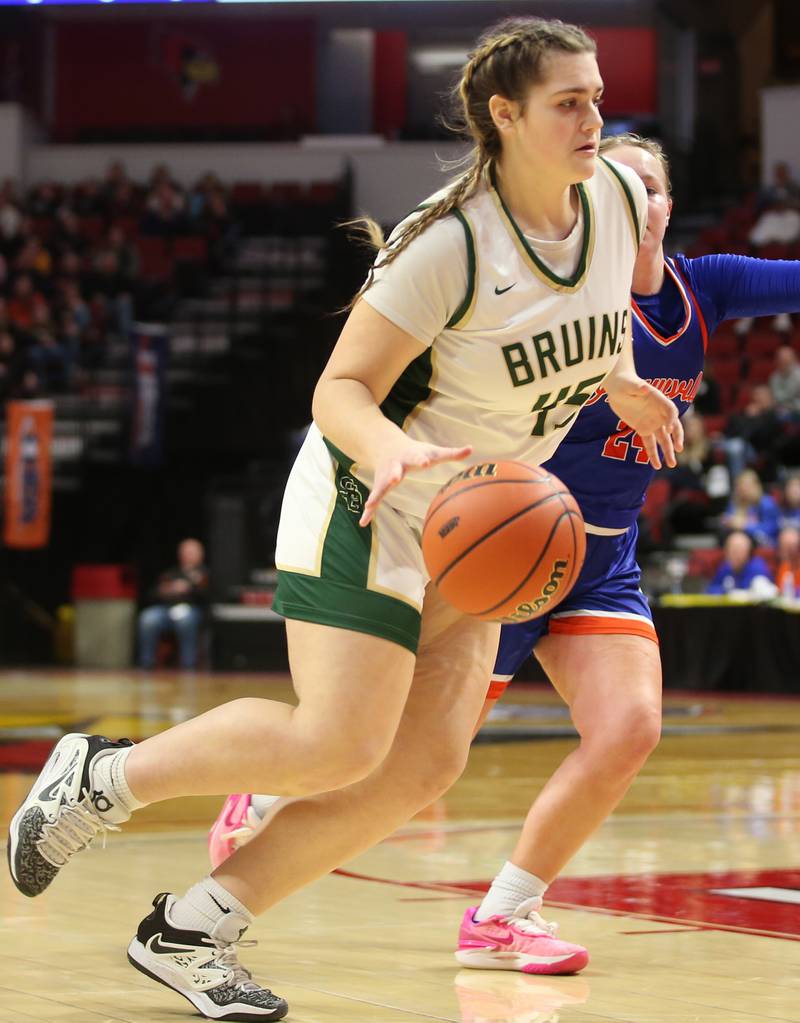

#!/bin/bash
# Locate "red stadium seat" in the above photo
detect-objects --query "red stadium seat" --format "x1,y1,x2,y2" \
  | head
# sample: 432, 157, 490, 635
755, 242, 791, 260
708, 358, 741, 384
746, 331, 783, 358
173, 236, 208, 263
702, 414, 728, 436
640, 478, 671, 545
136, 237, 172, 281
717, 381, 739, 411
231, 182, 264, 204
79, 216, 105, 242
747, 357, 775, 384
687, 547, 725, 580
709, 334, 739, 358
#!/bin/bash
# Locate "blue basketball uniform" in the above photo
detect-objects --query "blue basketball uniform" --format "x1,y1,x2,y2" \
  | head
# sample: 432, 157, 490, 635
493, 253, 800, 684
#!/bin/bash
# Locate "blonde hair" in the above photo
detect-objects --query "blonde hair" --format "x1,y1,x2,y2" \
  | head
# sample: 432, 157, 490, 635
346, 17, 597, 306
598, 132, 672, 195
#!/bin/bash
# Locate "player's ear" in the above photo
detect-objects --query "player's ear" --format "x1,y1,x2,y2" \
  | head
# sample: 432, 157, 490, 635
666, 197, 673, 224
489, 94, 520, 135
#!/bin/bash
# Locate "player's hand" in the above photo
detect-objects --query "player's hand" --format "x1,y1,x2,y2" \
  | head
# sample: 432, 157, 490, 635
360, 441, 472, 526
606, 375, 684, 470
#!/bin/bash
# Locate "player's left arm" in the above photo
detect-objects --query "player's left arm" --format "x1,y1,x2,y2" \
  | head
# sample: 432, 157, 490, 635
687, 253, 800, 322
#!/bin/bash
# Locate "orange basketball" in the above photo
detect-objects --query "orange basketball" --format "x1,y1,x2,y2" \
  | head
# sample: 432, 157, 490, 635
422, 460, 586, 623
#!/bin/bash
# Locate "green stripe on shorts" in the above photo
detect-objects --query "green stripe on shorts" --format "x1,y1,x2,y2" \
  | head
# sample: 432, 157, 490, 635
273, 454, 422, 653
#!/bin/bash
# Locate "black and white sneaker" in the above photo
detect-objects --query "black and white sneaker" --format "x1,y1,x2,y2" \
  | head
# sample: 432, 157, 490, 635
7, 732, 133, 897
127, 893, 288, 1021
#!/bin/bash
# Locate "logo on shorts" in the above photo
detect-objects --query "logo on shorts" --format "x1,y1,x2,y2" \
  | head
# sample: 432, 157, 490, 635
338, 475, 364, 515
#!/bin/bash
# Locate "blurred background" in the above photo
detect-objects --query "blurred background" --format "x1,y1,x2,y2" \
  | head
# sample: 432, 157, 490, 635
0, 0, 798, 690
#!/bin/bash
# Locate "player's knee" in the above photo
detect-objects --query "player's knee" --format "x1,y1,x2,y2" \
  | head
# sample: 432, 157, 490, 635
406, 738, 470, 801
607, 704, 662, 769
294, 731, 391, 794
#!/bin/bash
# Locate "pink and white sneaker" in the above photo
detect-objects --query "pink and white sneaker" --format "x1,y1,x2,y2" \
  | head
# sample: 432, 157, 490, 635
208, 794, 263, 869
455, 896, 589, 975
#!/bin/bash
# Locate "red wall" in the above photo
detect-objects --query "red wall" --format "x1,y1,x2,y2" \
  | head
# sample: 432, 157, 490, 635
589, 28, 658, 116
53, 18, 316, 141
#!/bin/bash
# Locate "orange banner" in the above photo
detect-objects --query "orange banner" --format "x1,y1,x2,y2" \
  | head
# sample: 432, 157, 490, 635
4, 400, 54, 549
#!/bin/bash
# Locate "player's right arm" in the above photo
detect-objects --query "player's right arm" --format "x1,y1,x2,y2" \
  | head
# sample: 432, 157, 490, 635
312, 302, 471, 526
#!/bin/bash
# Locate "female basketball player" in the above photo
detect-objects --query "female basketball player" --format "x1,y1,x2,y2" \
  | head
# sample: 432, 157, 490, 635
453, 133, 800, 973
8, 23, 682, 1018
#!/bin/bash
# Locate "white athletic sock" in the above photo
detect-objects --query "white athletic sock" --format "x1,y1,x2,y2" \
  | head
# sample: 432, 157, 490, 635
474, 861, 548, 922
250, 794, 281, 818
89, 746, 147, 824
170, 877, 254, 942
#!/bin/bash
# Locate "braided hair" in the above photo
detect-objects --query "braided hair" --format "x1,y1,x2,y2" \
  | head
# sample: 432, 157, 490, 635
347, 17, 596, 307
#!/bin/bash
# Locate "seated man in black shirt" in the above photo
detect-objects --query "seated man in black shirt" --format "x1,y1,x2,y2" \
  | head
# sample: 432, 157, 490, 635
138, 538, 209, 670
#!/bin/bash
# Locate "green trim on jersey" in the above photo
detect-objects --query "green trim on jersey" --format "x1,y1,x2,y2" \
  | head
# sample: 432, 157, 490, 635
487, 162, 595, 294
380, 347, 434, 430
323, 436, 355, 473
598, 157, 642, 249
273, 456, 422, 652
446, 209, 478, 329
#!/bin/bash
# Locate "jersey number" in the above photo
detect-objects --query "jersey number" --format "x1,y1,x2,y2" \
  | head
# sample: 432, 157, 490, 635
530, 374, 605, 437
602, 420, 650, 464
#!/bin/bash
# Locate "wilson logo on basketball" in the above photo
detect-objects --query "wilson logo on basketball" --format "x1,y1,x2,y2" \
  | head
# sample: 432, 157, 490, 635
503, 559, 569, 622
438, 516, 460, 539
449, 463, 498, 485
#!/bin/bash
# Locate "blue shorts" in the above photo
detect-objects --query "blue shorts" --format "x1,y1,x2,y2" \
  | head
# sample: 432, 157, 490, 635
491, 525, 657, 685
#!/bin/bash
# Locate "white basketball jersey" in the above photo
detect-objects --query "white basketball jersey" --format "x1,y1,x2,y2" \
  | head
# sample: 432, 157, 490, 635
343, 157, 647, 522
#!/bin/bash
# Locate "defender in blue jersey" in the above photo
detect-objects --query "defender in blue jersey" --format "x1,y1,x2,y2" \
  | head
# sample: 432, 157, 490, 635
464, 135, 800, 972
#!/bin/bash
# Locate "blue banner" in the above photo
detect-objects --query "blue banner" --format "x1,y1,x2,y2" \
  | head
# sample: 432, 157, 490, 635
130, 323, 168, 468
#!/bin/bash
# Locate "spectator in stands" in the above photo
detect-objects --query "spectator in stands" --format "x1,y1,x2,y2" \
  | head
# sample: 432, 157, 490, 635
693, 363, 721, 415
12, 368, 44, 400
26, 326, 68, 393
775, 525, 800, 598
757, 161, 800, 213
7, 274, 48, 332
769, 345, 800, 416
666, 413, 724, 535
13, 236, 52, 286
105, 224, 139, 280
722, 384, 783, 479
52, 207, 86, 257
73, 177, 104, 217
779, 475, 800, 529
138, 538, 209, 670
141, 180, 187, 236
0, 329, 23, 401
84, 248, 134, 336
28, 182, 60, 218
101, 160, 130, 204
720, 467, 780, 546
0, 193, 22, 251
707, 529, 776, 597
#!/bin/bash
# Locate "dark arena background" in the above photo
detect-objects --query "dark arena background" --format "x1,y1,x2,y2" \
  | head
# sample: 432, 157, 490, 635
0, 3, 798, 1021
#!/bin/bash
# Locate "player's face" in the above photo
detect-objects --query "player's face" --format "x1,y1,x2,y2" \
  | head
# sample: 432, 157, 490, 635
606, 144, 673, 252
497, 51, 604, 185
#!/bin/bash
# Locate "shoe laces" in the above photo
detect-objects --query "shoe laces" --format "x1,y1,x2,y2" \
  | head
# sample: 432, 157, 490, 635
504, 895, 558, 938
222, 807, 262, 848
37, 791, 120, 867
214, 938, 261, 991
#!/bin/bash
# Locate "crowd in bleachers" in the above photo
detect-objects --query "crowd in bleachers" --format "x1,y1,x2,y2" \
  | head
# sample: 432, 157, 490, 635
640, 161, 800, 593
0, 161, 234, 402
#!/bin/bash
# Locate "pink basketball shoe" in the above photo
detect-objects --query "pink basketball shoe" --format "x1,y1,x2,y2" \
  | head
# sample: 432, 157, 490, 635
455, 896, 589, 975
208, 794, 262, 869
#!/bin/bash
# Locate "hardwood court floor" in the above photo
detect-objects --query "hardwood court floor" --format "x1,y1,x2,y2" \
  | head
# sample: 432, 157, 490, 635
1, 670, 799, 1022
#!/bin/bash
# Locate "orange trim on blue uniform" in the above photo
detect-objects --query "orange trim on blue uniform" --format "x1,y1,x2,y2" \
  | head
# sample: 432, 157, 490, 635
631, 258, 692, 347
671, 258, 710, 353
549, 615, 659, 644
486, 679, 511, 700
